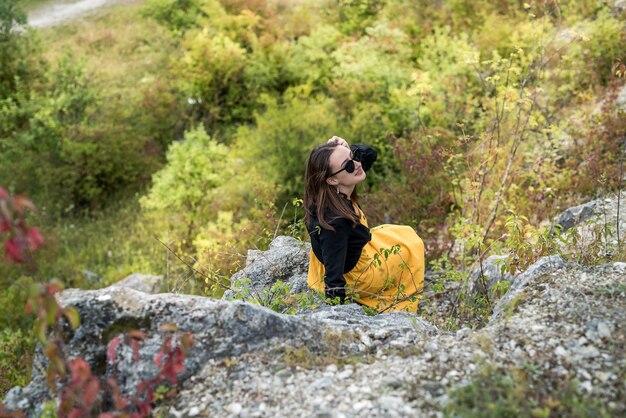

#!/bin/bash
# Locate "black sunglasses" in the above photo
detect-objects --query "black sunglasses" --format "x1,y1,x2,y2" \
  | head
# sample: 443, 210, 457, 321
328, 154, 361, 178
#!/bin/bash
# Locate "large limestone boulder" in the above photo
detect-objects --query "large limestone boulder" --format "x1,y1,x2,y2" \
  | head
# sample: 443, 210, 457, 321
223, 236, 312, 299
2, 271, 434, 416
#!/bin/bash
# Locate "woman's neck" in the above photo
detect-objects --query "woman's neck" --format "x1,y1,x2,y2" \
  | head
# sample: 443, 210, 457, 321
337, 190, 351, 202
337, 184, 354, 197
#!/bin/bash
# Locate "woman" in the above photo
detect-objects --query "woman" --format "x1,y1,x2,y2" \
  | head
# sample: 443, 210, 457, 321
304, 136, 425, 313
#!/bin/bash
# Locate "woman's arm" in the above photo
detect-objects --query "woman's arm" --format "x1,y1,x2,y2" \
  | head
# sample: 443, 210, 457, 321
318, 218, 350, 302
350, 144, 377, 172
326, 136, 378, 173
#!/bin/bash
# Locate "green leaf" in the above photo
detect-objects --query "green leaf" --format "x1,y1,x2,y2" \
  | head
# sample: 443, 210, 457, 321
63, 306, 80, 330
35, 320, 47, 344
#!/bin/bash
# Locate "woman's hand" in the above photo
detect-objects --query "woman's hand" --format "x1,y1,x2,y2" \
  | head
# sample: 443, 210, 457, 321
327, 136, 349, 148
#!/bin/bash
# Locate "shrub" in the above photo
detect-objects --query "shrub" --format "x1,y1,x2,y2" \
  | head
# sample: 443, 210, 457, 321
0, 53, 161, 213
0, 0, 46, 100
142, 0, 214, 34
546, 7, 625, 104
0, 281, 194, 416
175, 30, 251, 129
141, 125, 232, 225
234, 88, 341, 201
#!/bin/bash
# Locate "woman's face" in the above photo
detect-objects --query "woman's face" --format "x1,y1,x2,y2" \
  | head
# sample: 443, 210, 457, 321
326, 145, 366, 189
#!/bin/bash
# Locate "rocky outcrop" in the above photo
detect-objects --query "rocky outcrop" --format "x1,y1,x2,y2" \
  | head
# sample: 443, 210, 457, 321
108, 273, 163, 294
4, 253, 625, 417
2, 272, 434, 416
3, 195, 625, 417
170, 258, 625, 417
223, 236, 312, 299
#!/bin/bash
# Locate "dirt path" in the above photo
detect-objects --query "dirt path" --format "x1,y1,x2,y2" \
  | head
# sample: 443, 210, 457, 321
27, 0, 138, 28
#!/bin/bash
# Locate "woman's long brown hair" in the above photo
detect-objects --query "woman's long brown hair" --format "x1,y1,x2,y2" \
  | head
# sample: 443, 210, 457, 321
303, 142, 360, 232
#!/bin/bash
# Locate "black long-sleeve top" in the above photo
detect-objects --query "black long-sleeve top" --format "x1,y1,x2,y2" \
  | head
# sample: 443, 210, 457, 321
307, 144, 377, 301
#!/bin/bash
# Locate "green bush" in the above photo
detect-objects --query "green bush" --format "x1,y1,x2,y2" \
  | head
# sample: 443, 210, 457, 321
141, 125, 232, 230
175, 30, 252, 129
285, 24, 343, 90
330, 21, 414, 104
0, 53, 161, 213
234, 88, 341, 201
547, 7, 625, 104
140, 125, 279, 292
142, 0, 215, 34
0, 0, 46, 100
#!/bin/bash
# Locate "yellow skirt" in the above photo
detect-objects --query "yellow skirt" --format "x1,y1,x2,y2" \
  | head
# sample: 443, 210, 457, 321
307, 218, 425, 313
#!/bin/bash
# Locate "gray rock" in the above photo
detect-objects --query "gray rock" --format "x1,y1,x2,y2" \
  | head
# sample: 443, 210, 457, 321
490, 255, 565, 323
5, 209, 626, 417
288, 273, 309, 294
83, 269, 100, 282
557, 192, 626, 254
597, 321, 612, 339
307, 376, 334, 391
470, 255, 514, 295
552, 200, 597, 232
2, 282, 436, 416
2, 287, 326, 415
109, 273, 163, 294
302, 303, 437, 336
223, 236, 312, 300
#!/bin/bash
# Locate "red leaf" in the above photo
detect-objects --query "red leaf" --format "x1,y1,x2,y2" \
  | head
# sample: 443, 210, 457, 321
68, 409, 85, 418
144, 388, 155, 404
0, 220, 9, 232
27, 227, 44, 251
83, 377, 100, 407
137, 380, 150, 394
4, 239, 23, 263
106, 377, 128, 410
162, 336, 172, 352
69, 358, 91, 384
0, 187, 8, 198
154, 351, 164, 366
107, 336, 122, 364
162, 350, 184, 384
47, 281, 64, 295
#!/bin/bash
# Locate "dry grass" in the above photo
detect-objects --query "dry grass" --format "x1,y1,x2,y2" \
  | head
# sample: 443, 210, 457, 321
38, 0, 178, 96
